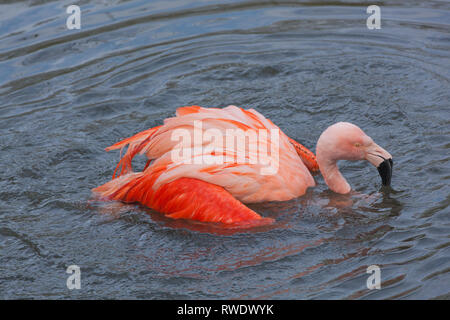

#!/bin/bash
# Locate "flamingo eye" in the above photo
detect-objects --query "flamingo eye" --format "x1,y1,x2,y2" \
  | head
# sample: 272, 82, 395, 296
354, 143, 361, 147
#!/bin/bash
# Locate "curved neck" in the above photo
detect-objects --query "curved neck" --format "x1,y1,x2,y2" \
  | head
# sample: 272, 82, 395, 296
317, 159, 351, 194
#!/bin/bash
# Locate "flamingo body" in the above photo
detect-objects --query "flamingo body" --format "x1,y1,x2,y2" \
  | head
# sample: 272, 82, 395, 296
93, 105, 318, 225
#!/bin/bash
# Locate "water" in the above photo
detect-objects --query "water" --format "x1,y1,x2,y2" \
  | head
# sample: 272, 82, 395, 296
0, 0, 449, 299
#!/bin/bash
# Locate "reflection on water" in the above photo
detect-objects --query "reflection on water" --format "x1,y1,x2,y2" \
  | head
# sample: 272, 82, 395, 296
0, 0, 449, 299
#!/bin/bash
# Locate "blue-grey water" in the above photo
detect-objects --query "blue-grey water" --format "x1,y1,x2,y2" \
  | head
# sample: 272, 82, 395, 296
0, 0, 449, 299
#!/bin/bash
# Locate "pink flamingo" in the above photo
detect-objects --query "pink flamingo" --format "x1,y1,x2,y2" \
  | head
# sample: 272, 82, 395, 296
93, 105, 392, 226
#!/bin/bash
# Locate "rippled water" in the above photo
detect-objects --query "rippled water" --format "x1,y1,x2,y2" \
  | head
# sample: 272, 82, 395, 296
1, 0, 449, 299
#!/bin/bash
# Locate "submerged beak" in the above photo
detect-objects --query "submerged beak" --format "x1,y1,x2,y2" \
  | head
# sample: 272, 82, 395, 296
377, 158, 393, 186
365, 142, 393, 186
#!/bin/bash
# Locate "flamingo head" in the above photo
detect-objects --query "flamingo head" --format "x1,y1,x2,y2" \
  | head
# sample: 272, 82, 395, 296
316, 122, 393, 194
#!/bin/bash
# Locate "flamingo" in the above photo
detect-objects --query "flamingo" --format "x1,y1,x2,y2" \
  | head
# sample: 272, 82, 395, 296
93, 105, 392, 226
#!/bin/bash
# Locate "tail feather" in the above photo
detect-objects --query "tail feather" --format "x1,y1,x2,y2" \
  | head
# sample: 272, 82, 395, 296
92, 172, 144, 199
106, 125, 162, 179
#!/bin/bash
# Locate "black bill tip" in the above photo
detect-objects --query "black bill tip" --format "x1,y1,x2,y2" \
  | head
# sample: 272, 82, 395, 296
377, 158, 393, 186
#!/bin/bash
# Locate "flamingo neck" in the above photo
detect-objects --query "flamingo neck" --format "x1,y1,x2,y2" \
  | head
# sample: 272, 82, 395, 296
317, 158, 351, 194
316, 126, 352, 194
